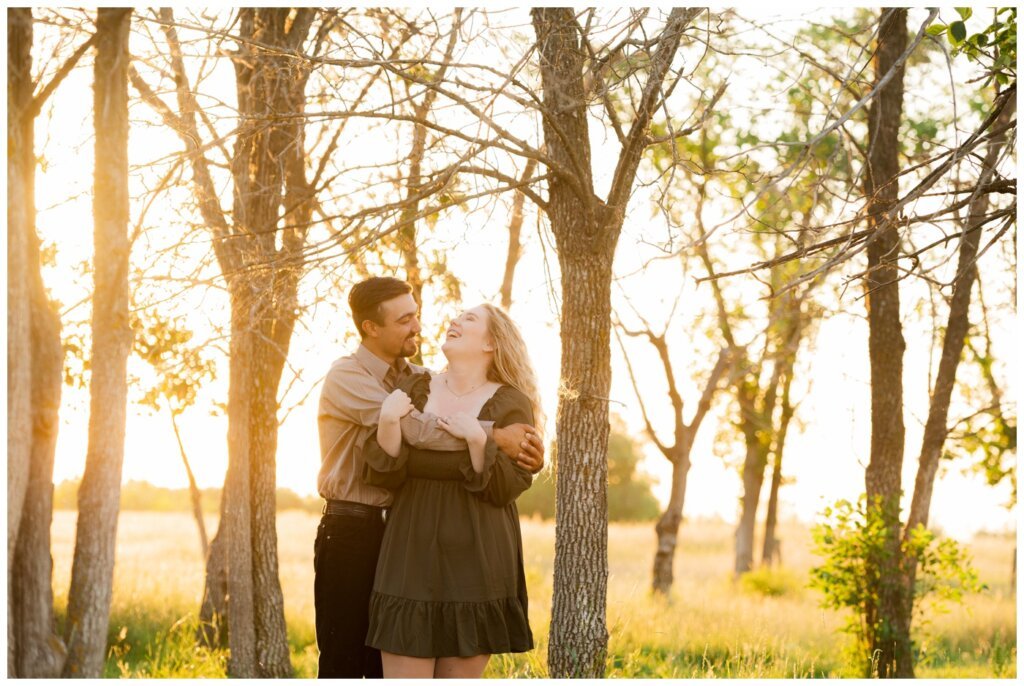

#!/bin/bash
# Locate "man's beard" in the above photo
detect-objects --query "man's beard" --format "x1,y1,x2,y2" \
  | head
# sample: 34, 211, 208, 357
401, 336, 418, 357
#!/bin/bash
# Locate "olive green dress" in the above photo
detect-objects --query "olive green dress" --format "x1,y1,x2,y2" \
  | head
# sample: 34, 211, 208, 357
362, 372, 535, 658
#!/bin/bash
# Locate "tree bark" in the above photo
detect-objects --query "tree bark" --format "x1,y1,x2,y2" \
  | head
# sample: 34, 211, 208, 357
733, 414, 769, 576
531, 9, 698, 674
63, 8, 133, 677
761, 364, 795, 567
13, 238, 67, 677
548, 251, 614, 678
531, 9, 610, 677
222, 294, 257, 676
214, 9, 314, 675
7, 8, 35, 675
197, 501, 228, 648
899, 94, 1015, 657
652, 444, 690, 595
170, 412, 208, 559
733, 354, 786, 577
861, 8, 910, 678
7, 0, 34, 612
9, 8, 67, 675
249, 305, 295, 677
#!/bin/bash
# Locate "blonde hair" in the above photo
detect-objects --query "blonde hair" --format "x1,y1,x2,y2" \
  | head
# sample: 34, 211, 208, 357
481, 303, 545, 433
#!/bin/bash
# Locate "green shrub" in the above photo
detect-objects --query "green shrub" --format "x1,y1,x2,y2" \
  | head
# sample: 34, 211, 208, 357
739, 566, 803, 597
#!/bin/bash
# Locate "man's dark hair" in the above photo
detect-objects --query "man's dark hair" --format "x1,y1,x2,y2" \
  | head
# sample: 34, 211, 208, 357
349, 277, 412, 338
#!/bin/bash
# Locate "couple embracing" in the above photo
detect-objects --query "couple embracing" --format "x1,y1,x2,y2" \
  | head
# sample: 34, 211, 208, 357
314, 277, 545, 679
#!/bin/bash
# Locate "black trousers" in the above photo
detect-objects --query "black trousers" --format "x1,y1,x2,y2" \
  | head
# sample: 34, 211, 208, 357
314, 511, 385, 678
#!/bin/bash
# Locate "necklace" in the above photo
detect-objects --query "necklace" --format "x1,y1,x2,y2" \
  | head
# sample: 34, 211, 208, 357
444, 376, 484, 399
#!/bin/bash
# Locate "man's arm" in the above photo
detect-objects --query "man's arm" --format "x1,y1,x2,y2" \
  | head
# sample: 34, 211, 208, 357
493, 424, 545, 474
321, 362, 388, 427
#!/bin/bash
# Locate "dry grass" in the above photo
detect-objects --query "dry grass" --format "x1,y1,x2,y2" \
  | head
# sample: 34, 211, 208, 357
49, 511, 1016, 677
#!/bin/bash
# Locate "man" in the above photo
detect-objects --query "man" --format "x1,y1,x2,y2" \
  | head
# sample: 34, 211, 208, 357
314, 277, 545, 678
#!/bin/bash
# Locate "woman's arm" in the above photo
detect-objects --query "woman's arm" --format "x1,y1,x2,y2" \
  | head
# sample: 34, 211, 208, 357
377, 389, 414, 457
460, 387, 536, 506
437, 413, 488, 472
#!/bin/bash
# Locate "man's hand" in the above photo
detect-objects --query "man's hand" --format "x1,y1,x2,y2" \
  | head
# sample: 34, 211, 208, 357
493, 423, 545, 474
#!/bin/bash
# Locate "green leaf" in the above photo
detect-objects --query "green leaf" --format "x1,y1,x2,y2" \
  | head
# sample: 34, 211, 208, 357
926, 23, 947, 37
955, 7, 972, 21
949, 21, 968, 44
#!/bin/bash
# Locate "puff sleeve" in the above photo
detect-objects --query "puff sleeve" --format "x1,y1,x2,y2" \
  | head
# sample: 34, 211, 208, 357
460, 386, 535, 507
361, 429, 409, 491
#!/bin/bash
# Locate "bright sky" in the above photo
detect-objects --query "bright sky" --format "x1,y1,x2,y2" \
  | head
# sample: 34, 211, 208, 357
28, 6, 1016, 543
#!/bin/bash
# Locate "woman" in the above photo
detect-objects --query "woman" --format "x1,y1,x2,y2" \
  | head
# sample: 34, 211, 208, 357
361, 303, 542, 678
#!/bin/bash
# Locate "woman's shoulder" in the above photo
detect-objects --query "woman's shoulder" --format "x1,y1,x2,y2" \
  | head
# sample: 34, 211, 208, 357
487, 383, 533, 418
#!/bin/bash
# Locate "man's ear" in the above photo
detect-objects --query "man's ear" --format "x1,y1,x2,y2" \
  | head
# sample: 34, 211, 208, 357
361, 319, 378, 339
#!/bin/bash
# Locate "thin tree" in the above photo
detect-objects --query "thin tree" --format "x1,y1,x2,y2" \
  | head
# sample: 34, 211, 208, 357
859, 9, 911, 677
530, 8, 706, 676
7, 10, 36, 674
62, 7, 134, 677
614, 307, 731, 595
896, 94, 1016, 676
130, 8, 325, 674
8, 8, 98, 677
7, 7, 39, 675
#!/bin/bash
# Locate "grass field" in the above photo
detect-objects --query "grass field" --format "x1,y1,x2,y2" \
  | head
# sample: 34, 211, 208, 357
49, 511, 1016, 678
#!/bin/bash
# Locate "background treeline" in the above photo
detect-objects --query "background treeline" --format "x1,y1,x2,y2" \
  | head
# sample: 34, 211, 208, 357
54, 421, 662, 522
52, 480, 320, 515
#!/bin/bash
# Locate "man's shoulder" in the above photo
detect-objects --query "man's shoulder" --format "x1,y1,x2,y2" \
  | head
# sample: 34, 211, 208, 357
324, 352, 372, 384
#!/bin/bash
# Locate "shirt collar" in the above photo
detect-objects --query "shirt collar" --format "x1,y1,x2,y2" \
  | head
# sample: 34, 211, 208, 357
355, 343, 409, 383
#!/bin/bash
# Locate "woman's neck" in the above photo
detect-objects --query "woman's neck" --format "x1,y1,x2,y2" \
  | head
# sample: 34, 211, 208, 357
444, 356, 490, 394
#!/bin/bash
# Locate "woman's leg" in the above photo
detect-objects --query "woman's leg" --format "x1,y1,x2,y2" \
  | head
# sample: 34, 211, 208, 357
433, 655, 490, 678
381, 651, 435, 678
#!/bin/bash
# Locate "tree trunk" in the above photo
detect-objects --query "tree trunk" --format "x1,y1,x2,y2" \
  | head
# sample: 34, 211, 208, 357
13, 219, 68, 678
733, 358, 784, 577
170, 412, 208, 559
899, 94, 1015, 653
196, 9, 314, 675
222, 291, 258, 677
249, 299, 295, 677
861, 8, 910, 678
63, 8, 133, 677
5, 5, 33, 536
7, 8, 35, 675
197, 504, 228, 648
761, 367, 794, 568
652, 443, 691, 595
548, 251, 613, 678
733, 429, 768, 577
531, 8, 696, 674
531, 8, 612, 677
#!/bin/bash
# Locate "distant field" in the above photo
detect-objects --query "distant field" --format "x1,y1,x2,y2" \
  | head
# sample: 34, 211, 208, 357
49, 511, 1016, 678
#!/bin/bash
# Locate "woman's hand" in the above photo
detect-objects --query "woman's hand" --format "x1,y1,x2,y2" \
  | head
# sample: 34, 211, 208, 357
438, 412, 486, 446
380, 389, 414, 424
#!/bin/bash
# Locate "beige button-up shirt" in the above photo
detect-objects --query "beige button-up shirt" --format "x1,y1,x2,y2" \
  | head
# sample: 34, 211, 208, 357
317, 344, 471, 506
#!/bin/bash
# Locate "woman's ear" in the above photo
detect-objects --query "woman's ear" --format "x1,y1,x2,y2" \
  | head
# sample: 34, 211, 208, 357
482, 336, 495, 352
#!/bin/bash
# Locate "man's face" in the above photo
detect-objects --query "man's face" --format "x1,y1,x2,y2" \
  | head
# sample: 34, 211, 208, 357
370, 293, 421, 359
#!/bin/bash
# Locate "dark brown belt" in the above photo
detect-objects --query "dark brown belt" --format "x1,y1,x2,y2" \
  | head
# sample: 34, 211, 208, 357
322, 499, 387, 521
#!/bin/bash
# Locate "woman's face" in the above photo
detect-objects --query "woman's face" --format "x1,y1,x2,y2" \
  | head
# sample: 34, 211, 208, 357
441, 305, 493, 358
